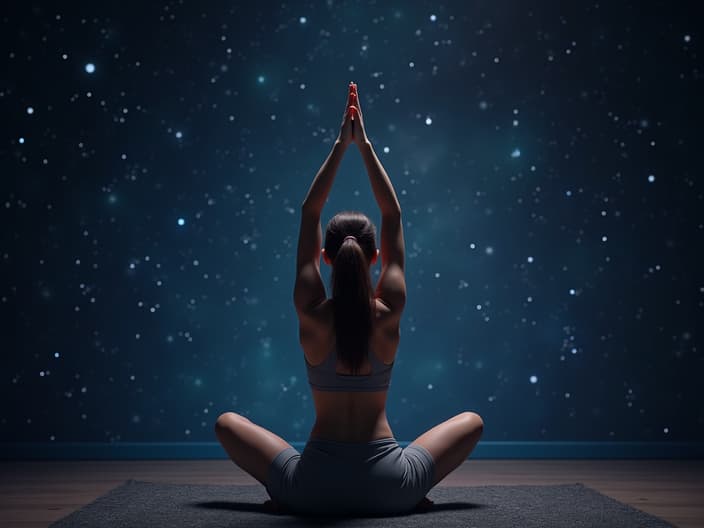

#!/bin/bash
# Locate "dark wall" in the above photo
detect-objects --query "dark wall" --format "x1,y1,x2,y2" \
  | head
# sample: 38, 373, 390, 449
2, 1, 701, 443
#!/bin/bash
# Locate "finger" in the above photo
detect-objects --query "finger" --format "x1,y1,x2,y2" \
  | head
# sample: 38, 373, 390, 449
351, 88, 362, 117
350, 104, 361, 127
351, 93, 362, 118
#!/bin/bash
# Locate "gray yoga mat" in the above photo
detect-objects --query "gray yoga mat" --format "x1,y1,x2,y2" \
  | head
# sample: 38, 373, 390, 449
49, 479, 676, 527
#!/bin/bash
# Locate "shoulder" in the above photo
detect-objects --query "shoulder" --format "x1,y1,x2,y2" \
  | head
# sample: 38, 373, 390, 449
374, 297, 402, 337
297, 299, 333, 365
297, 298, 333, 341
298, 298, 399, 343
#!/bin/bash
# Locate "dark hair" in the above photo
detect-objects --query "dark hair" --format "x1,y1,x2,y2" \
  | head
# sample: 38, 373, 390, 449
324, 210, 377, 375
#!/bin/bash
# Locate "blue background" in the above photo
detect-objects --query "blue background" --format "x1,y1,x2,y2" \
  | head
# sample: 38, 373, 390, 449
2, 1, 702, 445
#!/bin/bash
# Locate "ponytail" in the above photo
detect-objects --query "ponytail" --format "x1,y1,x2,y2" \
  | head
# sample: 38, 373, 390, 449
325, 211, 377, 374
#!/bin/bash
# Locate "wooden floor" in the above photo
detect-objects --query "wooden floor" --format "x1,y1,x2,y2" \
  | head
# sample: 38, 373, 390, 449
0, 459, 702, 527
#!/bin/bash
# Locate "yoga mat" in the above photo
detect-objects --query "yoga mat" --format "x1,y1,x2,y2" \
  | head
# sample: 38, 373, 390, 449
49, 479, 676, 527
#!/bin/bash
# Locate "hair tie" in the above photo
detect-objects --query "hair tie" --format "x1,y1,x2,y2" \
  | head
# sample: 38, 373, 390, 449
343, 235, 357, 243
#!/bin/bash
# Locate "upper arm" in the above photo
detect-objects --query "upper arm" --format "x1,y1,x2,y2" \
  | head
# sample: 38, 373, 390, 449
293, 208, 327, 319
374, 212, 406, 314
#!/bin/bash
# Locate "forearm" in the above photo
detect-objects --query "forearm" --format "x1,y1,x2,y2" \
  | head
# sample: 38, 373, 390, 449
359, 141, 401, 216
301, 140, 347, 215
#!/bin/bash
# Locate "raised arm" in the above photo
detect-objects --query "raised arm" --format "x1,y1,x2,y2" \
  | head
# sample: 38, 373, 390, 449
294, 86, 356, 316
294, 140, 346, 316
360, 141, 404, 272
300, 82, 356, 215
349, 83, 406, 314
300, 140, 346, 215
362, 142, 406, 313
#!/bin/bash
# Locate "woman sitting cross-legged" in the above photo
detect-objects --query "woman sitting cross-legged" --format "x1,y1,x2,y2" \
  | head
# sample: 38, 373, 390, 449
215, 81, 484, 516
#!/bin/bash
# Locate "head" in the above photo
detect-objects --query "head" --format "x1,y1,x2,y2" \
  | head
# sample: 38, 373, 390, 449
321, 211, 379, 374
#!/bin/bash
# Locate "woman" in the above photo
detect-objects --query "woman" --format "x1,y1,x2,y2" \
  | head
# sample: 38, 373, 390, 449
215, 82, 484, 516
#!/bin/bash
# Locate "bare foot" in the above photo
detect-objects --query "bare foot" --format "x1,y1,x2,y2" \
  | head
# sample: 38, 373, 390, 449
413, 495, 434, 512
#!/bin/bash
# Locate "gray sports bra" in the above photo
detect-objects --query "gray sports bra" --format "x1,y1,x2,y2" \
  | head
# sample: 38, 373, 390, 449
305, 345, 394, 392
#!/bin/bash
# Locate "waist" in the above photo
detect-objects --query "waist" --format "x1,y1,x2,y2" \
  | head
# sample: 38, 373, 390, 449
306, 436, 398, 449
310, 413, 393, 443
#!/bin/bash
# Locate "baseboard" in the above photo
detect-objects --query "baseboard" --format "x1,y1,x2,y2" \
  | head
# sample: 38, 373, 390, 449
1, 441, 702, 460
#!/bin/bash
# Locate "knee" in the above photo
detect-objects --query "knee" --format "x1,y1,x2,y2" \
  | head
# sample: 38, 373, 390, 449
214, 412, 232, 434
214, 411, 242, 434
461, 411, 484, 434
214, 411, 252, 434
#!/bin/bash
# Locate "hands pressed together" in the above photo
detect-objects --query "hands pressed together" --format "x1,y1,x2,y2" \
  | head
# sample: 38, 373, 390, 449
337, 81, 369, 149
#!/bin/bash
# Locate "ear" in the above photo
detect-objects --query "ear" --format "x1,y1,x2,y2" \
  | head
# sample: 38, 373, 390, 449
321, 248, 332, 266
370, 248, 379, 265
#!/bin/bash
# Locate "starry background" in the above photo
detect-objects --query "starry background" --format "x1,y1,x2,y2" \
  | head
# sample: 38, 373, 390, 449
2, 1, 702, 445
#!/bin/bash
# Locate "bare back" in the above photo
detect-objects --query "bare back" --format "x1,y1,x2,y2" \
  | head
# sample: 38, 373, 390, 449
302, 297, 400, 442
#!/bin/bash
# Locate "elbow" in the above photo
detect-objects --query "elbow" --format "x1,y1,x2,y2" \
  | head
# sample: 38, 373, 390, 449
382, 206, 401, 218
301, 201, 318, 216
389, 198, 402, 216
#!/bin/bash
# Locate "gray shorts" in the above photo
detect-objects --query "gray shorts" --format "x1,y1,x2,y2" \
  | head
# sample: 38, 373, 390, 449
265, 437, 435, 516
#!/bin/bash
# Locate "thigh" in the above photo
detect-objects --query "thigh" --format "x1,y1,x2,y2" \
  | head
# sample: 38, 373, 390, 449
214, 412, 295, 487
265, 446, 301, 506
268, 442, 337, 514
402, 443, 435, 495
363, 443, 435, 514
408, 411, 484, 486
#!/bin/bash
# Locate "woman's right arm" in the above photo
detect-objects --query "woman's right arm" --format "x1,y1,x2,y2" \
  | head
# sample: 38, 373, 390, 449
360, 140, 406, 312
349, 83, 401, 218
359, 141, 401, 217
349, 83, 406, 312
